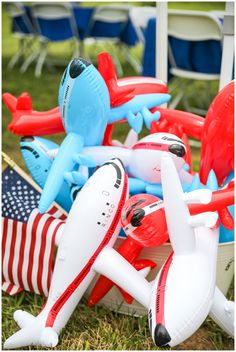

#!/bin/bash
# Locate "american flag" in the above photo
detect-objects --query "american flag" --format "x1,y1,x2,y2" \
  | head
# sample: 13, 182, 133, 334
2, 165, 67, 296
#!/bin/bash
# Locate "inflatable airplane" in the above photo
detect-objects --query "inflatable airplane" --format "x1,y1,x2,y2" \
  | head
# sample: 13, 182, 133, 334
40, 58, 170, 214
20, 131, 234, 235
3, 53, 170, 213
20, 132, 193, 207
4, 158, 128, 349
4, 156, 234, 349
3, 53, 168, 137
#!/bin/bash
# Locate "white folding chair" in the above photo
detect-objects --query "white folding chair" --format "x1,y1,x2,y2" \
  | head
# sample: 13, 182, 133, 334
5, 2, 36, 69
21, 2, 79, 77
167, 10, 223, 114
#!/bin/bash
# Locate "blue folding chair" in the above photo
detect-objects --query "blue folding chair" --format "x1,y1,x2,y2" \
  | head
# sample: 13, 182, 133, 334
22, 2, 79, 77
71, 4, 94, 58
142, 10, 223, 114
5, 2, 36, 69
86, 4, 140, 75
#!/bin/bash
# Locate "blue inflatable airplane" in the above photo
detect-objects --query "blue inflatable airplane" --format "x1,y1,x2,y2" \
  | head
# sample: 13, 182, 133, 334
38, 58, 171, 213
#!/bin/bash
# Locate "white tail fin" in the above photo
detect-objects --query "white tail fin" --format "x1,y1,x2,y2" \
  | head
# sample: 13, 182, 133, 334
161, 153, 195, 255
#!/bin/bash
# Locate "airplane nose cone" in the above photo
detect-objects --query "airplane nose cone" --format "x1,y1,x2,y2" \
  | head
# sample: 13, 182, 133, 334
154, 324, 171, 347
69, 58, 91, 78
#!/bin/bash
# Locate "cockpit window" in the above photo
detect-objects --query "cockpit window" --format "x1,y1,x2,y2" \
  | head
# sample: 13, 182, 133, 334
69, 59, 91, 78
169, 144, 186, 157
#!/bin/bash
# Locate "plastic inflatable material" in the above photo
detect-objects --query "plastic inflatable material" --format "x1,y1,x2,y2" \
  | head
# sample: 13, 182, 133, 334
88, 194, 168, 306
121, 194, 168, 246
38, 58, 111, 213
20, 136, 72, 212
200, 81, 234, 186
3, 156, 234, 349
4, 158, 128, 349
3, 53, 169, 137
89, 181, 234, 307
98, 52, 168, 108
2, 92, 63, 135
151, 107, 204, 141
82, 132, 192, 186
148, 154, 219, 347
18, 133, 193, 212
209, 286, 234, 338
37, 57, 170, 213
90, 156, 234, 346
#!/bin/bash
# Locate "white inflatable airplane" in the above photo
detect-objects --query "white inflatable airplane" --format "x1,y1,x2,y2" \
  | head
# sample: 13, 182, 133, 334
4, 157, 234, 349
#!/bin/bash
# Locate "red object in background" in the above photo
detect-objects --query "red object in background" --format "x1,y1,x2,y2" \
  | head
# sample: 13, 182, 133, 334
88, 194, 168, 307
199, 81, 234, 186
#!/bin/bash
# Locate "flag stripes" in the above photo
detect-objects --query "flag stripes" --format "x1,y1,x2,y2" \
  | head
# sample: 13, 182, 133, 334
2, 162, 67, 296
2, 207, 65, 296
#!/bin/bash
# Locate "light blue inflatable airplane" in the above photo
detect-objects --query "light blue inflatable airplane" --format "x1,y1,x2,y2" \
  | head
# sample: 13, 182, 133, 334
38, 58, 171, 213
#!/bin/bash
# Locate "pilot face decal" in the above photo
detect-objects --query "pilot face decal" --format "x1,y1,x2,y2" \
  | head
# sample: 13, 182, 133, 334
129, 133, 187, 183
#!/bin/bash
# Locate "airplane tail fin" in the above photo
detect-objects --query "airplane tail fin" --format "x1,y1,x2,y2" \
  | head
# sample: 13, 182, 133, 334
98, 52, 135, 107
2, 92, 18, 113
4, 310, 58, 349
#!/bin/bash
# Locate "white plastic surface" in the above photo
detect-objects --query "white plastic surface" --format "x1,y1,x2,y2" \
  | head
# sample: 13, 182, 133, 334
209, 286, 234, 337
148, 154, 220, 347
84, 133, 188, 185
160, 153, 195, 255
4, 159, 128, 349
182, 189, 212, 204
94, 247, 151, 308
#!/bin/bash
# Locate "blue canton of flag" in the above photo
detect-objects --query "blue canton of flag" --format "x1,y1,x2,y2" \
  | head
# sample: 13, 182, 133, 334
2, 166, 41, 223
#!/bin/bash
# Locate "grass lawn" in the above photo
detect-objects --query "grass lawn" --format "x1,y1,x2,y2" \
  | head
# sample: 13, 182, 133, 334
2, 1, 234, 351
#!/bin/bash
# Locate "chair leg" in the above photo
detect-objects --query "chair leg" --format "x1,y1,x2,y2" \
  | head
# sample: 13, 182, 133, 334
168, 77, 185, 109
71, 39, 80, 59
20, 48, 40, 73
111, 53, 123, 77
182, 79, 208, 115
35, 43, 48, 77
79, 41, 85, 58
8, 38, 25, 69
107, 42, 123, 77
168, 90, 184, 109
181, 80, 192, 112
121, 44, 142, 74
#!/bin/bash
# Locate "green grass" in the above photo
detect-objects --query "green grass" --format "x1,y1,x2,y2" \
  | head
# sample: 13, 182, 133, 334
2, 1, 234, 351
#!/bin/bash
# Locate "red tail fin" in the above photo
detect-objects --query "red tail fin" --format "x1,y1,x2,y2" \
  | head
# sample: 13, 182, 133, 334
2, 93, 17, 113
98, 52, 135, 107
